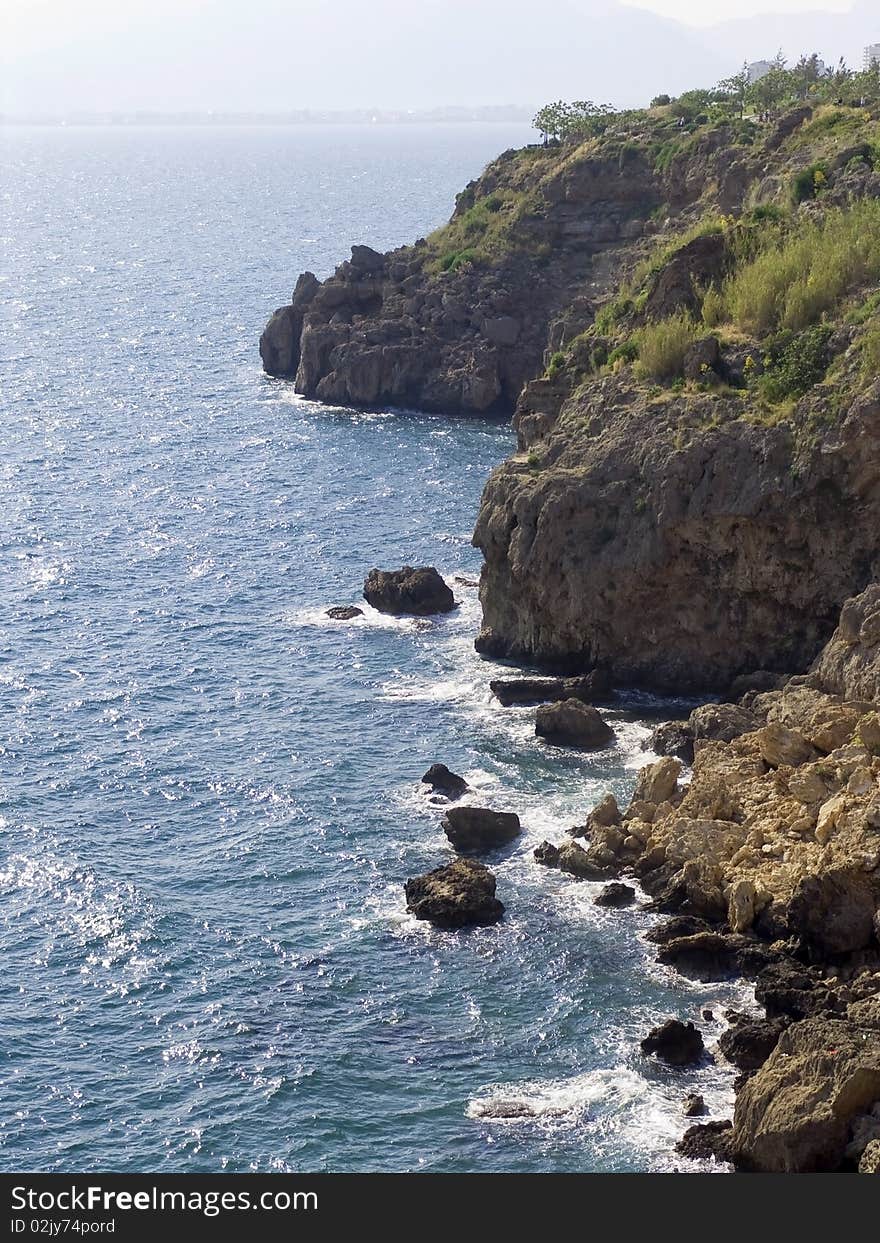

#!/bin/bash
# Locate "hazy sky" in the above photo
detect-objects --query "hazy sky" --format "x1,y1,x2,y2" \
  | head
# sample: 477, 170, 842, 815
1, 0, 877, 116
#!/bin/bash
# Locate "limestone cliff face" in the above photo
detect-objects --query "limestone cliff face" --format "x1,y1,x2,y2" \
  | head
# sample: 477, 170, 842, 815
474, 375, 880, 690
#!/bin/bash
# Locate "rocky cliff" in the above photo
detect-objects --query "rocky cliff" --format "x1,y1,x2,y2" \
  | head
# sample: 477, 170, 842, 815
263, 101, 880, 691
474, 370, 880, 690
260, 121, 753, 413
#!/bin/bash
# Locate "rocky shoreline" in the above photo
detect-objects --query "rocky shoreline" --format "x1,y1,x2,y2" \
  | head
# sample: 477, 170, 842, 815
350, 561, 880, 1171
263, 97, 880, 1172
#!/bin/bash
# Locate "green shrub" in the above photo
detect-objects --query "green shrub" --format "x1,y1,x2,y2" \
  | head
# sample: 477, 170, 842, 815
758, 326, 832, 401
634, 313, 697, 380
595, 297, 633, 334
439, 248, 479, 272
607, 340, 638, 368
791, 162, 828, 204
848, 289, 880, 325
546, 351, 567, 377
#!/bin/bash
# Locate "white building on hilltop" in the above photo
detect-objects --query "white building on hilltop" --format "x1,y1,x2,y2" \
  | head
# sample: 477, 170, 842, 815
747, 60, 774, 82
865, 44, 880, 70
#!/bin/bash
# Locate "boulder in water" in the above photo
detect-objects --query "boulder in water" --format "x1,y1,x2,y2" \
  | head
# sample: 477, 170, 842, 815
404, 858, 504, 928
421, 763, 469, 801
443, 806, 521, 852
326, 605, 363, 620
535, 698, 614, 749
364, 566, 455, 615
641, 1019, 706, 1066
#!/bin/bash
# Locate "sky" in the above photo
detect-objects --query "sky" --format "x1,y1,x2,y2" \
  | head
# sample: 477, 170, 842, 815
1, 0, 877, 117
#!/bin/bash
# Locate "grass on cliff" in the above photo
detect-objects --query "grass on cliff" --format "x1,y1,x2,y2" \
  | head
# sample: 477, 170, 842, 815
634, 313, 698, 380
423, 186, 541, 273
703, 199, 880, 337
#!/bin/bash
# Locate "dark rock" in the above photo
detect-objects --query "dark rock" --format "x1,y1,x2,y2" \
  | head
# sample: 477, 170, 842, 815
535, 698, 614, 749
349, 244, 385, 272
645, 915, 715, 945
442, 806, 521, 852
533, 839, 613, 879
753, 960, 842, 1022
643, 233, 728, 320
785, 866, 878, 957
326, 605, 364, 621
363, 566, 455, 616
676, 1120, 733, 1161
648, 721, 695, 765
683, 335, 721, 383
594, 882, 636, 907
683, 1093, 707, 1117
641, 1019, 706, 1066
490, 669, 611, 707
259, 271, 320, 377
702, 1009, 715, 1022
482, 316, 521, 347
420, 764, 469, 801
765, 106, 813, 151
454, 576, 479, 587
718, 1016, 786, 1072
656, 932, 779, 981
404, 858, 504, 929
727, 670, 787, 700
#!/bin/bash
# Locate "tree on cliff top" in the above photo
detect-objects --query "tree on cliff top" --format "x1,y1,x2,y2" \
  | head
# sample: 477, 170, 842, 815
533, 100, 616, 142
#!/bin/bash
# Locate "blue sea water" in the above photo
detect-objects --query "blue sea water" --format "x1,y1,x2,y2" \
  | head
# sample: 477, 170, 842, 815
1, 123, 742, 1173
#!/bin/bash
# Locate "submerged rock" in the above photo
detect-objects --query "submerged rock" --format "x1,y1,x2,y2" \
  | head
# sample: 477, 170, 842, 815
404, 858, 504, 929
640, 1019, 706, 1067
326, 605, 363, 621
363, 566, 455, 616
442, 806, 521, 852
535, 698, 614, 749
421, 763, 469, 801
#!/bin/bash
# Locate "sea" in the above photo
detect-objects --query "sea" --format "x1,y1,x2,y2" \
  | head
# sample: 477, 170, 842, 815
0, 123, 745, 1173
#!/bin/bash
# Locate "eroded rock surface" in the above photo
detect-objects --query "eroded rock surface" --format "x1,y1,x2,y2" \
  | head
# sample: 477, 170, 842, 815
405, 858, 504, 929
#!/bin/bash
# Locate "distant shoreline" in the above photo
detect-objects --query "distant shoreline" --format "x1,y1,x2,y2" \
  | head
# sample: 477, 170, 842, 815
0, 108, 535, 129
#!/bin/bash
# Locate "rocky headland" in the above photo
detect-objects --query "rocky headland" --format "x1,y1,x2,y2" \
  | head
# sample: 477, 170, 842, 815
264, 89, 880, 1171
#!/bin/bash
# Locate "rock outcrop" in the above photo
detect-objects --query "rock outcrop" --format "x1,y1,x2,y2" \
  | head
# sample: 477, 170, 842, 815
640, 1019, 706, 1066
442, 806, 521, 852
534, 698, 614, 748
810, 584, 880, 704
594, 881, 636, 907
364, 566, 455, 615
421, 764, 469, 801
728, 1010, 880, 1172
474, 377, 880, 689
489, 669, 610, 706
405, 858, 504, 928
